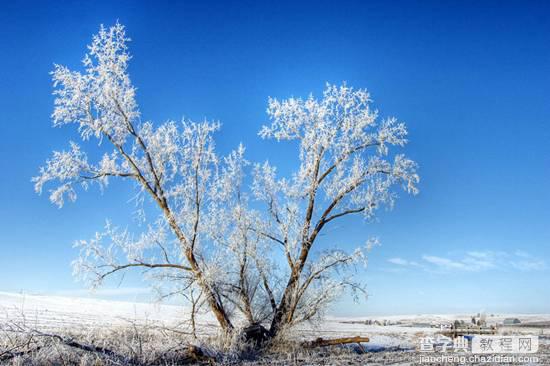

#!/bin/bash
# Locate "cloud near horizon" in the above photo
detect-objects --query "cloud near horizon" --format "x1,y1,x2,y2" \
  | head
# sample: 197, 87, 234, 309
387, 257, 421, 266
387, 250, 546, 273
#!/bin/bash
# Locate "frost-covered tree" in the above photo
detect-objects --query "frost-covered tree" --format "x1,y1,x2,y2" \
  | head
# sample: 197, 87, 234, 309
33, 23, 240, 331
34, 23, 419, 340
254, 84, 419, 335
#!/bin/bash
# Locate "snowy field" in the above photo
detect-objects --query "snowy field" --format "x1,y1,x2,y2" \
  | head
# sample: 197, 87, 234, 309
1, 291, 549, 365
0, 291, 194, 331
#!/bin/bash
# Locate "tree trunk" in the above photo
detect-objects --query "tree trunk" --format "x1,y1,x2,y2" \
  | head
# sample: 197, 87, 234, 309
158, 195, 232, 332
268, 268, 300, 336
269, 239, 313, 337
184, 248, 233, 331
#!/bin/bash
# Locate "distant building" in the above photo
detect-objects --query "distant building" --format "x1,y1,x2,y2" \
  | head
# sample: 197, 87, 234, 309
503, 318, 521, 325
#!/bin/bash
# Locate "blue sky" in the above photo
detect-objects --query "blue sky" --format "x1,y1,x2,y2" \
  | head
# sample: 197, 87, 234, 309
0, 0, 549, 315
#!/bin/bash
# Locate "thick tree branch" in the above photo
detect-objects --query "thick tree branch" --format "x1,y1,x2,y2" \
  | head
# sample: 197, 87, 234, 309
317, 142, 380, 185
323, 207, 367, 224
113, 97, 166, 200
97, 262, 192, 282
297, 256, 353, 302
250, 228, 285, 246
79, 172, 136, 180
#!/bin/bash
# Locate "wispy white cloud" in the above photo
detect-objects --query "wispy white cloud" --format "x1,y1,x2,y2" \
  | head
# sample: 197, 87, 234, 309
422, 252, 497, 271
511, 259, 547, 271
387, 250, 546, 273
509, 251, 547, 271
466, 251, 500, 259
387, 257, 419, 266
388, 257, 420, 267
387, 257, 407, 265
461, 253, 498, 271
422, 255, 468, 270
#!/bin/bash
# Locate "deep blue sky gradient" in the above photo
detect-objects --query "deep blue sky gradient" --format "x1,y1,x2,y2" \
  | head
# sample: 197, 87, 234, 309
0, 0, 549, 315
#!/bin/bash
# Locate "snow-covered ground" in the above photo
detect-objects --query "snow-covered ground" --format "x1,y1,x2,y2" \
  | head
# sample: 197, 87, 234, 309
0, 291, 193, 330
2, 291, 548, 348
2, 291, 550, 366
